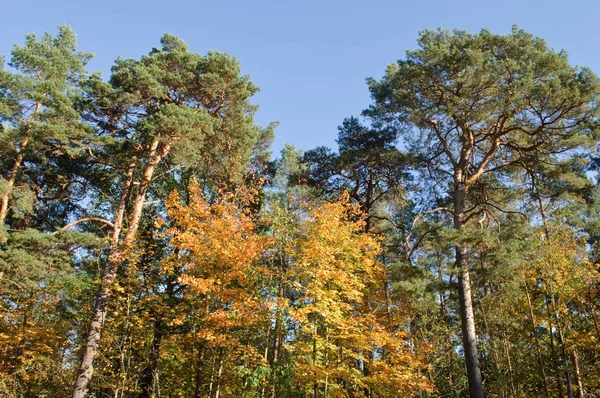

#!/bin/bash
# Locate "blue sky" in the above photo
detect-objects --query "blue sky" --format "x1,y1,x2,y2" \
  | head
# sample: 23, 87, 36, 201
2, 0, 600, 156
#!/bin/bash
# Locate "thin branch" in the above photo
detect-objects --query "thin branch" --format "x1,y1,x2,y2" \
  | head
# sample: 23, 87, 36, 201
80, 143, 125, 169
481, 202, 529, 219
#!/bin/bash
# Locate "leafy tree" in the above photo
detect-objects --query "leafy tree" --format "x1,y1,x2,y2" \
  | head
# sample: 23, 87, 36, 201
289, 198, 430, 397
165, 181, 270, 397
3, 22, 600, 398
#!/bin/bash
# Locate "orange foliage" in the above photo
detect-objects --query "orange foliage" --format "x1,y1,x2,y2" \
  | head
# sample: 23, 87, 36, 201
165, 181, 270, 349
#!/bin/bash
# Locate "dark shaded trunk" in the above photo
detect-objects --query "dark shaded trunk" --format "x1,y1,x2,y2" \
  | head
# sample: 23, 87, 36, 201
546, 304, 564, 397
549, 284, 574, 398
524, 283, 550, 397
193, 343, 206, 398
138, 319, 164, 398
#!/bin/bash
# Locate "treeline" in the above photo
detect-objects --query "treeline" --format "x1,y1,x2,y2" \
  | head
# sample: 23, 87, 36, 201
0, 25, 599, 398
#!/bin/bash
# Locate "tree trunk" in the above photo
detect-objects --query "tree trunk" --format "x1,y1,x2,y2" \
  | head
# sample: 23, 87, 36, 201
524, 283, 550, 397
0, 100, 41, 227
585, 301, 600, 343
117, 294, 133, 397
72, 160, 136, 398
214, 350, 224, 398
138, 318, 164, 398
549, 285, 574, 398
260, 324, 270, 398
453, 179, 485, 398
271, 253, 288, 398
503, 332, 517, 398
73, 139, 168, 398
0, 135, 29, 226
313, 325, 318, 398
208, 353, 216, 398
193, 342, 205, 398
546, 304, 564, 397
271, 276, 285, 367
72, 247, 126, 398
570, 350, 584, 398
124, 140, 170, 243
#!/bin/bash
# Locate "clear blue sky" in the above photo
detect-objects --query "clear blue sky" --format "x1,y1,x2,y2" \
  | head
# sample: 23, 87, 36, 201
2, 0, 600, 156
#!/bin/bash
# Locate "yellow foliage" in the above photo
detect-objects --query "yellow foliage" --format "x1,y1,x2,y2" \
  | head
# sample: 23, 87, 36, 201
288, 197, 431, 396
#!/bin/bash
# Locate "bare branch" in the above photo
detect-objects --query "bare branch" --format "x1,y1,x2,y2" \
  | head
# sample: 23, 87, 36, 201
429, 120, 457, 168
407, 229, 432, 264
405, 207, 455, 251
55, 217, 115, 234
465, 137, 500, 190
151, 164, 187, 182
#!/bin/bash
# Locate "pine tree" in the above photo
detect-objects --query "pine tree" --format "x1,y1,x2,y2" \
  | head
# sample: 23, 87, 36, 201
0, 25, 92, 228
72, 33, 266, 397
366, 26, 600, 397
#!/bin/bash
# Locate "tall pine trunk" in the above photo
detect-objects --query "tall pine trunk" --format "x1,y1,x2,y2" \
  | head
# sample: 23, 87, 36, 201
453, 177, 485, 398
73, 139, 169, 398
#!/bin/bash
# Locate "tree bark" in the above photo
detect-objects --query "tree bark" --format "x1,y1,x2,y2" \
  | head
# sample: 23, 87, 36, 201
72, 247, 126, 398
546, 303, 564, 397
549, 283, 574, 398
193, 343, 205, 398
124, 140, 170, 243
0, 133, 32, 280
214, 350, 224, 398
524, 283, 550, 397
73, 138, 168, 397
138, 318, 164, 398
502, 332, 517, 398
454, 178, 485, 398
570, 350, 584, 398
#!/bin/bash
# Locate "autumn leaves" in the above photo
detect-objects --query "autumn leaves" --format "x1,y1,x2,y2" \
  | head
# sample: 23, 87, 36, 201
161, 184, 429, 396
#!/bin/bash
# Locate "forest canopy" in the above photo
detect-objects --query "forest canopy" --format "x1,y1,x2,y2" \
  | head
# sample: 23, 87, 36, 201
0, 25, 599, 398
